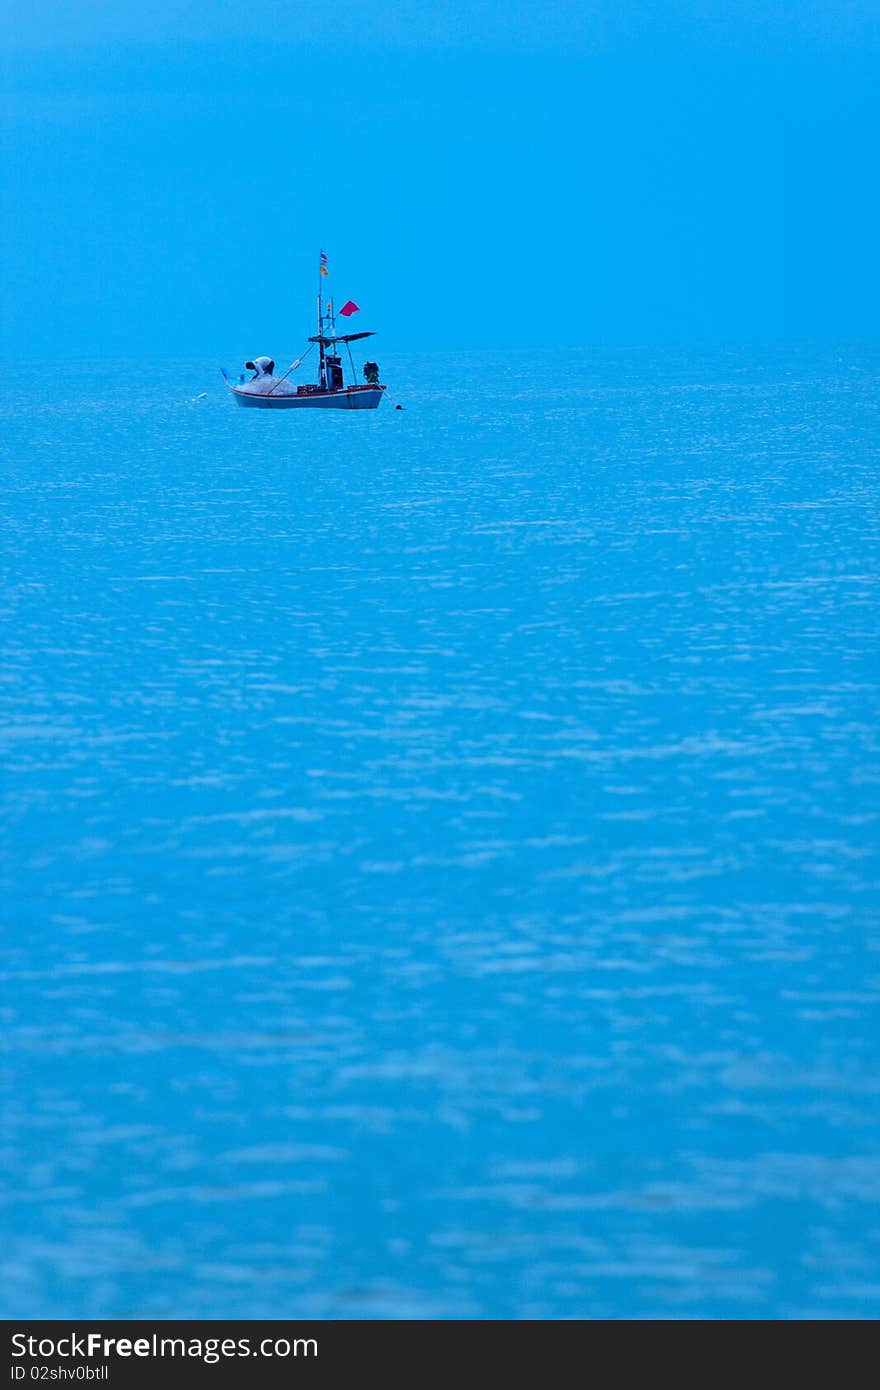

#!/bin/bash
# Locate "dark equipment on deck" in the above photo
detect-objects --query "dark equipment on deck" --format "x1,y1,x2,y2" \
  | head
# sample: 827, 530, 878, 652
326, 354, 344, 391
363, 361, 380, 384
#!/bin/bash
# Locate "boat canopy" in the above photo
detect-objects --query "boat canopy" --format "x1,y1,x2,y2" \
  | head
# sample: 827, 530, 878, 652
307, 331, 375, 346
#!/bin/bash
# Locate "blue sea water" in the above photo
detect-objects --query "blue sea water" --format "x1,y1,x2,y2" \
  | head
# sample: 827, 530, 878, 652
2, 344, 879, 1319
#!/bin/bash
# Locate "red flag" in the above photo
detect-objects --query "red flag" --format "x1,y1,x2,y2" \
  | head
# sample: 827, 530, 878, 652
339, 300, 360, 317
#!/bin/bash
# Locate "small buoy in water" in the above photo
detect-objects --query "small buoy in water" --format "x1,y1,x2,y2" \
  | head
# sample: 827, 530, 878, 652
395, 404, 403, 410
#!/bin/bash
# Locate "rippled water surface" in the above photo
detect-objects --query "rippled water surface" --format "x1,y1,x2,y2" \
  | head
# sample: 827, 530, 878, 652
2, 346, 879, 1318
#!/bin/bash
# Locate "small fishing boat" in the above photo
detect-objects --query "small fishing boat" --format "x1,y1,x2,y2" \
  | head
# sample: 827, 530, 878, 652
222, 252, 386, 411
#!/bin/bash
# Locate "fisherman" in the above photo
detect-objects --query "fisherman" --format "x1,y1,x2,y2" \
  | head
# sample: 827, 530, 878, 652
247, 357, 275, 380
363, 361, 380, 385
239, 356, 298, 396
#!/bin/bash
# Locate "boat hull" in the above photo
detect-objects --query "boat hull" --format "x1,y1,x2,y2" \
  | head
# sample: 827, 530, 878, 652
230, 384, 385, 410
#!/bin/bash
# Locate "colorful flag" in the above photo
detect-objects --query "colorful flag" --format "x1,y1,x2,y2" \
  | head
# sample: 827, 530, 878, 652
339, 300, 360, 317
319, 265, 329, 277
319, 251, 329, 276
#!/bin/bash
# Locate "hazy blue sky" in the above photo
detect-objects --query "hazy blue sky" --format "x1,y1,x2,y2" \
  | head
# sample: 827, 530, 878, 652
1, 3, 878, 355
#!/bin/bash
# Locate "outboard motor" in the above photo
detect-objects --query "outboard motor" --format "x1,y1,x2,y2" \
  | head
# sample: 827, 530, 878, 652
363, 361, 379, 384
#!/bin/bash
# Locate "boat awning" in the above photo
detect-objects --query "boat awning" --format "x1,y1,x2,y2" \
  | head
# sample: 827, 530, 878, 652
308, 331, 375, 346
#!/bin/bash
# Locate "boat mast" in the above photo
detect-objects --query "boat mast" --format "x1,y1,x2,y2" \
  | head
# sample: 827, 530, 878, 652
317, 250, 327, 388
326, 295, 340, 384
